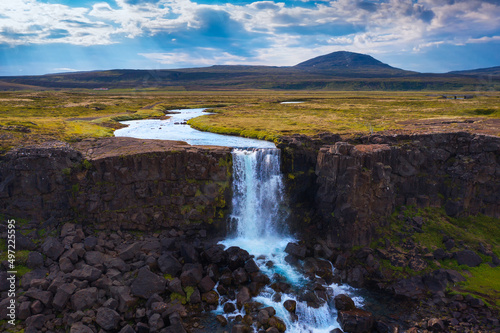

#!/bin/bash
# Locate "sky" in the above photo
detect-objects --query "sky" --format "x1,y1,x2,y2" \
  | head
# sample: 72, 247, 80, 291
0, 0, 499, 76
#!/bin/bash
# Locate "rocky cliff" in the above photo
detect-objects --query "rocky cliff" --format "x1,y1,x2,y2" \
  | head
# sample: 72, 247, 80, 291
281, 132, 500, 248
0, 138, 232, 233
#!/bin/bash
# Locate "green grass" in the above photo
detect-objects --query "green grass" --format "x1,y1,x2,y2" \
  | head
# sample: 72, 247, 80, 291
1, 90, 498, 153
458, 265, 500, 307
187, 91, 500, 140
374, 206, 500, 310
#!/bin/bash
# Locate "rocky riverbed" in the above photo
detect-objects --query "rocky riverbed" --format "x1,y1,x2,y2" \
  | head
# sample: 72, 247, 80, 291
1, 219, 498, 333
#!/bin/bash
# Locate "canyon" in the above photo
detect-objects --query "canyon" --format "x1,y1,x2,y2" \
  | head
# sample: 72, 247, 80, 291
0, 131, 499, 332
1, 132, 499, 249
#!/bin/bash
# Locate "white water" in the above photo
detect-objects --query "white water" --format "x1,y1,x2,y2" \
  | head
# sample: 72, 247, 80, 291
114, 108, 275, 148
221, 148, 363, 333
114, 108, 363, 332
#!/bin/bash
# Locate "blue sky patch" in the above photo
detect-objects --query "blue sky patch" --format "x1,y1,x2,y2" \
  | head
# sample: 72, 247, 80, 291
0, 0, 498, 75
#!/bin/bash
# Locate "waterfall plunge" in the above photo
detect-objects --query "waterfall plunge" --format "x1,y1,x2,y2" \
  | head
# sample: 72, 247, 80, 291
229, 148, 286, 239
220, 148, 354, 333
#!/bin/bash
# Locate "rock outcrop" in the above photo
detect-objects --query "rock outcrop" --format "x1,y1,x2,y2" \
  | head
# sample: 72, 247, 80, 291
280, 132, 500, 248
0, 137, 232, 233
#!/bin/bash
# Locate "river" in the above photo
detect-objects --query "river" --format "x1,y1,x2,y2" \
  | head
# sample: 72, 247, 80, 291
115, 108, 363, 332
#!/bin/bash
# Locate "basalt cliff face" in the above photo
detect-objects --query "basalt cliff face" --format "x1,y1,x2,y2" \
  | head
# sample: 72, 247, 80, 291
1, 133, 499, 247
280, 132, 500, 248
0, 137, 232, 234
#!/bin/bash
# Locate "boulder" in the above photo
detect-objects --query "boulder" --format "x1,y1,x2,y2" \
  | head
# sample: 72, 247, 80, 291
427, 318, 445, 332
455, 250, 482, 267
83, 236, 98, 250
131, 267, 166, 299
216, 314, 228, 326
168, 278, 185, 296
203, 245, 226, 264
232, 267, 249, 285
25, 289, 53, 306
26, 252, 44, 269
158, 253, 182, 276
71, 264, 102, 282
16, 231, 37, 251
25, 314, 46, 330
119, 325, 136, 333
59, 257, 74, 273
226, 246, 250, 270
236, 287, 251, 309
110, 285, 138, 312
202, 290, 219, 305
244, 259, 260, 273
268, 316, 287, 332
180, 242, 199, 263
71, 287, 98, 311
19, 301, 31, 320
224, 302, 236, 313
180, 264, 203, 287
96, 307, 121, 330
84, 251, 105, 266
284, 242, 307, 260
198, 276, 216, 293
118, 242, 141, 261
41, 237, 64, 260
283, 299, 296, 313
69, 322, 94, 333
53, 283, 77, 310
337, 309, 374, 333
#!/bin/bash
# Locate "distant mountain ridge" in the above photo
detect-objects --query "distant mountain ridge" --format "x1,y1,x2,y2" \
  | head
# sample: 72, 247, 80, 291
294, 51, 416, 77
448, 66, 500, 76
0, 51, 498, 91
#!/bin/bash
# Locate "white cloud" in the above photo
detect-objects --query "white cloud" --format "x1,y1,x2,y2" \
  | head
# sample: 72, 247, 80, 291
0, 0, 499, 68
139, 49, 249, 66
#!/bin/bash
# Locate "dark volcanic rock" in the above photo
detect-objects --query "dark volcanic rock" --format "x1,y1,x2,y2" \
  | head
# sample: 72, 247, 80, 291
158, 253, 182, 276
337, 309, 374, 333
96, 307, 121, 330
284, 242, 307, 259
131, 267, 166, 299
455, 250, 482, 267
41, 237, 64, 260
180, 263, 203, 287
71, 287, 98, 311
334, 294, 356, 311
283, 299, 297, 313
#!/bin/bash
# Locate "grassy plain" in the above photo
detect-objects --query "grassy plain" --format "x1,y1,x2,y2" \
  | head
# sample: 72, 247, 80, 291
0, 89, 499, 310
0, 89, 499, 154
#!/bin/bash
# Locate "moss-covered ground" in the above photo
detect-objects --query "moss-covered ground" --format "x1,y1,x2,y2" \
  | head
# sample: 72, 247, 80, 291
372, 206, 500, 310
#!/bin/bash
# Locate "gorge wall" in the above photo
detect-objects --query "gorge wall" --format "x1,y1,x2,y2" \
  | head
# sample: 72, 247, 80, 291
0, 137, 232, 234
1, 133, 499, 248
281, 132, 500, 248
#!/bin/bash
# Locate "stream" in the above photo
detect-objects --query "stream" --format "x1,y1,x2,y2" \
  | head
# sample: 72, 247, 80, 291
115, 108, 364, 332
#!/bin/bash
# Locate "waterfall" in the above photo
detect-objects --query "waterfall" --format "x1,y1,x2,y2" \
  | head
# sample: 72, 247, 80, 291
229, 148, 286, 239
221, 148, 359, 332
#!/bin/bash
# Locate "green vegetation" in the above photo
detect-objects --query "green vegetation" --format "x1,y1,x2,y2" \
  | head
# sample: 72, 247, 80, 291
1, 90, 499, 153
373, 206, 500, 309
188, 91, 500, 140
459, 265, 500, 307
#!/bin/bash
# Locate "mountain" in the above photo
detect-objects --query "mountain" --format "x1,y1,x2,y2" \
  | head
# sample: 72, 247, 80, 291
0, 51, 498, 91
294, 51, 416, 77
448, 66, 500, 76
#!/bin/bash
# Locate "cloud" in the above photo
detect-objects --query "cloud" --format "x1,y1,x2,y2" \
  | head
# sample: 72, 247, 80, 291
0, 0, 498, 71
139, 49, 250, 67
52, 67, 80, 72
466, 35, 500, 44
